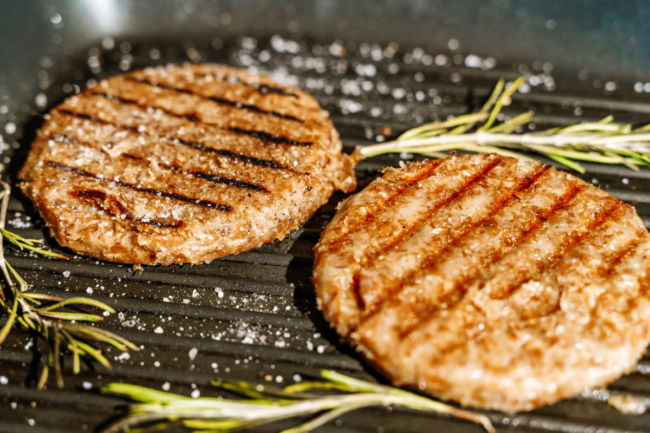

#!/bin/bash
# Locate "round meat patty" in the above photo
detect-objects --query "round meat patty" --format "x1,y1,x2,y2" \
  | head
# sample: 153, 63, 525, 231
313, 153, 650, 412
20, 64, 358, 265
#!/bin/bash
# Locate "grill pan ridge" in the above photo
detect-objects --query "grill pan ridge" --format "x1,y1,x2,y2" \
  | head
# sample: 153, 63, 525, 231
2, 27, 650, 433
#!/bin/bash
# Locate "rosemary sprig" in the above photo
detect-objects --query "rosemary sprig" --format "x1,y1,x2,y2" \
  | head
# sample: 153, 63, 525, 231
362, 77, 650, 174
0, 180, 137, 389
100, 370, 496, 433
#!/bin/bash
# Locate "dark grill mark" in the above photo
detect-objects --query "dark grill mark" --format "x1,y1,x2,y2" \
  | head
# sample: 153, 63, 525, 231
109, 197, 134, 219
55, 107, 290, 171
215, 149, 287, 170
350, 157, 505, 318
190, 170, 268, 193
49, 161, 232, 212
126, 77, 303, 122
228, 127, 312, 146
73, 190, 106, 200
326, 159, 446, 254
57, 109, 111, 126
258, 84, 297, 97
166, 137, 288, 170
73, 190, 184, 229
162, 163, 268, 193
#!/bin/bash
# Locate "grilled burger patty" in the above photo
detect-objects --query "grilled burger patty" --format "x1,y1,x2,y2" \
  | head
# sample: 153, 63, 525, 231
20, 64, 357, 265
313, 154, 650, 412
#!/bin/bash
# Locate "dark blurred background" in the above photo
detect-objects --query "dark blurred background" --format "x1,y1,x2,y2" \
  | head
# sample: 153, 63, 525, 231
2, 1, 649, 95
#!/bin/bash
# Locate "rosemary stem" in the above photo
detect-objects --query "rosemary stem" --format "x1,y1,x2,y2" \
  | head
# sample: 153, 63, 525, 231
0, 286, 18, 344
0, 185, 14, 295
361, 132, 650, 158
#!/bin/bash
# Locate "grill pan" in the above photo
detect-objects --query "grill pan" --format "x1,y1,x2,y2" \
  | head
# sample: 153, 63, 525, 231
2, 1, 650, 432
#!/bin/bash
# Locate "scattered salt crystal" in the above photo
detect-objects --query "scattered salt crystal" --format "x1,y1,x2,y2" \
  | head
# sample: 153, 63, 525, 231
103, 311, 109, 317
317, 345, 325, 353
191, 389, 200, 398
154, 361, 160, 367
189, 348, 198, 360
192, 289, 199, 298
82, 381, 92, 390
0, 376, 7, 384
276, 376, 283, 383
183, 299, 190, 304
63, 271, 70, 277
86, 287, 93, 294
118, 352, 130, 360
154, 327, 163, 334
293, 374, 302, 382
162, 382, 170, 391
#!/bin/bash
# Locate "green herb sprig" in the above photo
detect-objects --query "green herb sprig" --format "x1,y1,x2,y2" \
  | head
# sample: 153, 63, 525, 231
362, 76, 650, 174
100, 370, 495, 433
0, 181, 137, 389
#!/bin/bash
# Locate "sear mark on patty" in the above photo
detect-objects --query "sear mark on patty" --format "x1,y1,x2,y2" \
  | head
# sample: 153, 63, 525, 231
73, 189, 184, 229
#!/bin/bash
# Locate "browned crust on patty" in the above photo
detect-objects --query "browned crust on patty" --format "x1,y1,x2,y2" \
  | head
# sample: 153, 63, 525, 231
313, 154, 650, 412
20, 64, 357, 265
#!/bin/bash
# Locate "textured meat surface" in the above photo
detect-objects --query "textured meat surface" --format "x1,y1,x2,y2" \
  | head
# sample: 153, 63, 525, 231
20, 64, 357, 265
313, 154, 650, 412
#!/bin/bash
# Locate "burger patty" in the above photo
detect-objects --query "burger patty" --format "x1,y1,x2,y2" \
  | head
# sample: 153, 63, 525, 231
20, 64, 358, 265
313, 154, 650, 412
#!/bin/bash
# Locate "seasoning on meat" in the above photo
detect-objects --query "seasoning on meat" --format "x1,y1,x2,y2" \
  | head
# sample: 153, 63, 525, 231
313, 154, 650, 412
20, 64, 358, 265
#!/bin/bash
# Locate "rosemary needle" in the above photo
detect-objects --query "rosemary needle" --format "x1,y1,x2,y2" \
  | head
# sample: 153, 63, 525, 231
361, 77, 650, 173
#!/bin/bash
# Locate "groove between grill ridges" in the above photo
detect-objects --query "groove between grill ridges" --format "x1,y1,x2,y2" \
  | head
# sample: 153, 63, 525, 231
0, 329, 364, 370
26, 287, 316, 329
0, 383, 125, 411
0, 420, 74, 433
114, 329, 364, 369
7, 255, 301, 297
